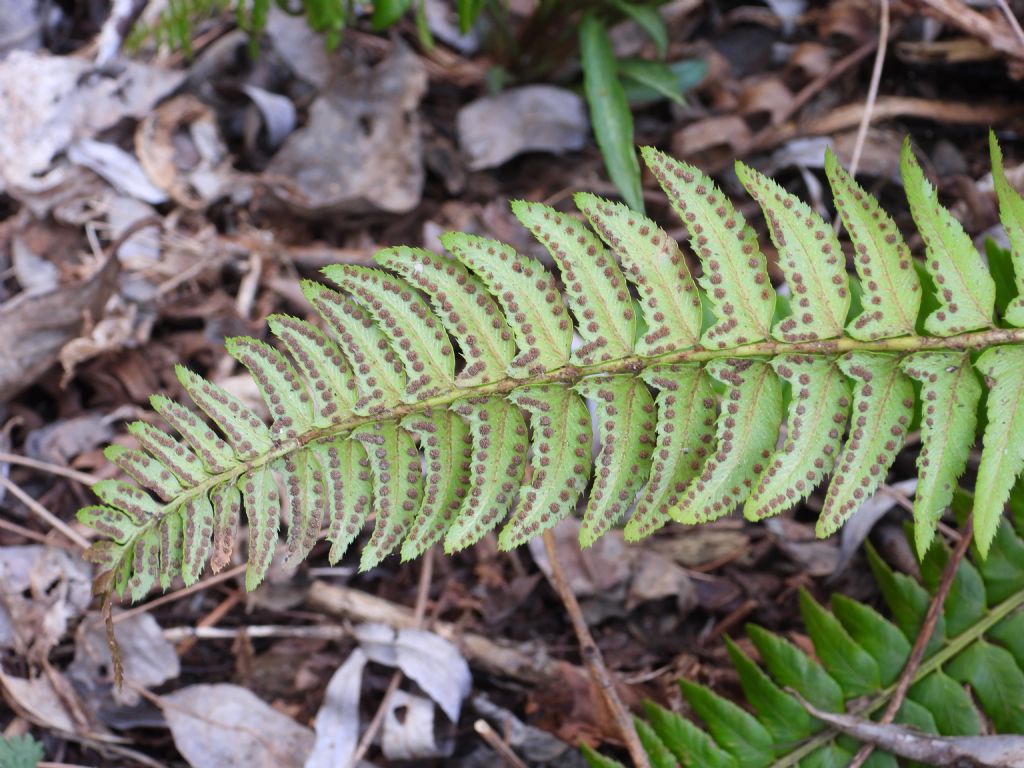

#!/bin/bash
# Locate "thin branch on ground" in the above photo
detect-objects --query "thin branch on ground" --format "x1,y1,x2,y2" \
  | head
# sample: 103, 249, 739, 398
995, 0, 1024, 48
114, 563, 248, 623
849, 0, 890, 178
0, 474, 91, 549
848, 516, 975, 768
474, 719, 530, 768
346, 548, 434, 768
0, 452, 100, 486
542, 529, 650, 768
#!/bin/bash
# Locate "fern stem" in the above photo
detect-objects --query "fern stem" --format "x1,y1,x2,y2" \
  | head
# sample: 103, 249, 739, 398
114, 325, 1024, 584
774, 583, 1024, 767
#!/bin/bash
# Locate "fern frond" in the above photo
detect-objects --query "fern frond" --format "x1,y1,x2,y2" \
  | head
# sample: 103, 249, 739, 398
80, 137, 1024, 599
587, 511, 1024, 767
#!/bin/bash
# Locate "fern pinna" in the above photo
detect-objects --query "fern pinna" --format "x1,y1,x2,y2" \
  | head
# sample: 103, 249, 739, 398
81, 133, 1024, 600
583, 498, 1024, 767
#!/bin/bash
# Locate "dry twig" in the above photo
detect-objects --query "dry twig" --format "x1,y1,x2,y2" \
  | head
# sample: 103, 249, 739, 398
542, 529, 649, 768
849, 0, 891, 178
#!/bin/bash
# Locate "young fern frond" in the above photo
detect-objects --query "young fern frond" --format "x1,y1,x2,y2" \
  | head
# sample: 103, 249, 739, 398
583, 504, 1024, 767
80, 134, 1024, 601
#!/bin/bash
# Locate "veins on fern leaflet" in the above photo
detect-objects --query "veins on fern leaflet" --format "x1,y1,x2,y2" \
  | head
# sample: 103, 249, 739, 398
79, 132, 1024, 602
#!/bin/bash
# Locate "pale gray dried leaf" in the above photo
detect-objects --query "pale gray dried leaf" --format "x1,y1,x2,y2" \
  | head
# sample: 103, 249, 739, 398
25, 412, 115, 464
0, 50, 182, 191
12, 234, 58, 294
0, 669, 77, 733
801, 697, 1024, 767
423, 0, 480, 53
305, 648, 366, 768
67, 139, 168, 204
242, 86, 297, 151
162, 684, 313, 768
264, 6, 331, 89
625, 551, 697, 614
381, 690, 454, 760
107, 195, 160, 262
0, 0, 42, 56
352, 624, 471, 723
70, 612, 180, 707
457, 86, 588, 170
0, 255, 118, 401
0, 546, 92, 657
265, 44, 427, 216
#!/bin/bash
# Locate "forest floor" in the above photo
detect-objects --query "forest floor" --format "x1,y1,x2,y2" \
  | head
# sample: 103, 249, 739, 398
1, 0, 1024, 765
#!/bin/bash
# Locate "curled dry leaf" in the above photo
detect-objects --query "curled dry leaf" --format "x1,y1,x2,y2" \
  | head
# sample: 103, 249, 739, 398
0, 254, 118, 401
0, 50, 182, 193
0, 546, 92, 659
69, 612, 180, 708
135, 95, 234, 211
352, 623, 471, 723
265, 44, 428, 216
457, 86, 589, 171
162, 684, 313, 768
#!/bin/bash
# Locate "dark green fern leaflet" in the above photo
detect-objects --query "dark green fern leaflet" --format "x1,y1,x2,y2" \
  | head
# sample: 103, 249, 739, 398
81, 134, 1024, 600
586, 514, 1024, 767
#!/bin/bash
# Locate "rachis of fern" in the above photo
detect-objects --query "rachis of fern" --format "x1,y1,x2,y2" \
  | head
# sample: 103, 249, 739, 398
80, 133, 1024, 601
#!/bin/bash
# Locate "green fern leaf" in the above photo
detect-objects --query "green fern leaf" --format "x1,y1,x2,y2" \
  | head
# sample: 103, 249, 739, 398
724, 636, 814, 744
239, 465, 280, 590
267, 314, 356, 426
277, 448, 327, 566
900, 139, 994, 335
181, 493, 214, 585
77, 136, 1024, 612
445, 397, 528, 552
626, 364, 714, 540
104, 443, 182, 501
990, 131, 1024, 326
442, 232, 572, 376
352, 421, 423, 570
301, 280, 406, 413
501, 385, 592, 549
600, 518, 1024, 766
175, 365, 273, 460
308, 437, 372, 566
974, 345, 1024, 555
400, 409, 472, 560
798, 587, 881, 697
634, 718, 679, 768
675, 360, 781, 524
227, 337, 315, 438
746, 355, 850, 521
209, 483, 241, 572
642, 700, 738, 768
900, 351, 981, 557
735, 162, 849, 340
826, 149, 921, 340
576, 193, 702, 352
817, 353, 913, 537
513, 200, 636, 364
148, 395, 234, 472
642, 147, 774, 348
324, 266, 456, 401
747, 623, 844, 713
830, 593, 910, 687
947, 641, 1024, 731
679, 680, 774, 767
576, 376, 654, 546
377, 246, 516, 386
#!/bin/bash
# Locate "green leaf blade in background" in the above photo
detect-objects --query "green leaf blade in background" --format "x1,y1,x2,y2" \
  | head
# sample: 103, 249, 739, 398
579, 14, 644, 213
